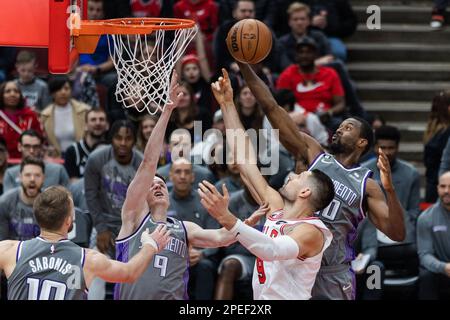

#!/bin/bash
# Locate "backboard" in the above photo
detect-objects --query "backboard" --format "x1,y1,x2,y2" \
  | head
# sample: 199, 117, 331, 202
0, 0, 87, 74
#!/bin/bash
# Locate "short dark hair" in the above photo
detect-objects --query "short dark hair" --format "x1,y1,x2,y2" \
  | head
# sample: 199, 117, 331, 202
85, 108, 107, 122
20, 156, 45, 174
33, 186, 72, 232
309, 169, 335, 211
233, 0, 254, 11
0, 81, 26, 110
19, 129, 43, 144
352, 116, 374, 156
48, 75, 71, 95
16, 50, 37, 65
155, 173, 167, 184
109, 119, 137, 142
375, 125, 401, 145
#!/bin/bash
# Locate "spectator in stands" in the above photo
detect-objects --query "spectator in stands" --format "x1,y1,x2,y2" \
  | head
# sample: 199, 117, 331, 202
136, 114, 158, 153
417, 171, 450, 299
277, 36, 345, 131
0, 157, 44, 241
423, 90, 450, 203
3, 130, 69, 192
359, 126, 421, 299
190, 109, 228, 175
214, 185, 261, 300
271, 88, 329, 146
14, 50, 51, 111
217, 0, 277, 28
439, 138, 450, 177
84, 120, 143, 257
303, 0, 357, 62
41, 75, 92, 157
278, 2, 366, 120
214, 162, 243, 196
179, 54, 213, 115
157, 130, 216, 191
166, 82, 211, 143
0, 81, 42, 159
430, 0, 449, 29
236, 85, 264, 132
173, 0, 219, 44
0, 138, 7, 195
129, 0, 174, 18
167, 158, 220, 300
78, 0, 116, 91
64, 109, 109, 182
214, 0, 289, 74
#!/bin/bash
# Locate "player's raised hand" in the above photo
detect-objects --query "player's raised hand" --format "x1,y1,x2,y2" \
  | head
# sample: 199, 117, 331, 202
166, 70, 183, 111
211, 68, 234, 106
245, 202, 270, 227
377, 148, 394, 192
198, 181, 230, 220
141, 226, 171, 253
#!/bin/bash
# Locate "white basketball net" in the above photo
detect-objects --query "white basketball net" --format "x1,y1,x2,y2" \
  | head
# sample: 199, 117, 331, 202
108, 24, 197, 114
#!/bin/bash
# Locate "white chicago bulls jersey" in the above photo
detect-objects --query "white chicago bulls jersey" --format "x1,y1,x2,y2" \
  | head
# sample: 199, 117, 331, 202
252, 211, 332, 300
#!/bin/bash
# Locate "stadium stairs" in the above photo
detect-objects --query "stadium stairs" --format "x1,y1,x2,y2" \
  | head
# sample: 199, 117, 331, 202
348, 0, 450, 199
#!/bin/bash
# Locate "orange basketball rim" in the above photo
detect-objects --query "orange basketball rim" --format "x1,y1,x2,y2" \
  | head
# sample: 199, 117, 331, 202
0, 0, 195, 74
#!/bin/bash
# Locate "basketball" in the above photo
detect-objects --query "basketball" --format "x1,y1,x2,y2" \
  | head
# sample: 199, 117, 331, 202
226, 19, 273, 64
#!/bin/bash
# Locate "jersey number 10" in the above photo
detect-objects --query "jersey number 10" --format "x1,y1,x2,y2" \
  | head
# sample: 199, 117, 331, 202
27, 278, 67, 300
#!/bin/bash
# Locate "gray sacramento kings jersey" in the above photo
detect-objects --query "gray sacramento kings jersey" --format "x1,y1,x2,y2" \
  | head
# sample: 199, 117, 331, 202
115, 214, 189, 300
309, 153, 372, 266
8, 237, 87, 300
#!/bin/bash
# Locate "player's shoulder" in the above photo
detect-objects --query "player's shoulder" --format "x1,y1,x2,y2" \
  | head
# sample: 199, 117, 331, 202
87, 145, 112, 162
0, 240, 19, 253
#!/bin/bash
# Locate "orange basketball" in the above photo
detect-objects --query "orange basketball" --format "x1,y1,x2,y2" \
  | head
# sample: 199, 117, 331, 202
226, 19, 273, 64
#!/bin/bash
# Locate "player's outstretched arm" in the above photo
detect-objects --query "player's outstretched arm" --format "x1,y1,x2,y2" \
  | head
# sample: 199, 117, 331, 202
198, 182, 325, 260
366, 149, 406, 242
0, 240, 19, 278
183, 221, 237, 248
84, 226, 170, 284
237, 62, 323, 165
211, 69, 283, 211
122, 71, 183, 224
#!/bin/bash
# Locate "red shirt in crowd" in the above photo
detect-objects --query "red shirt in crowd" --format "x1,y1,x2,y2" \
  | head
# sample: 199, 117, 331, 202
130, 0, 162, 17
0, 107, 43, 159
173, 0, 219, 42
276, 65, 344, 113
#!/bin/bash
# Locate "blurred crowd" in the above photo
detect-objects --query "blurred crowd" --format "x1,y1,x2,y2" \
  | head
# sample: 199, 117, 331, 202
0, 0, 449, 300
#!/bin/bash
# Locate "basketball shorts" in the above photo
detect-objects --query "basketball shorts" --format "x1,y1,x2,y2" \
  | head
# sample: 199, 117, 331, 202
311, 264, 356, 300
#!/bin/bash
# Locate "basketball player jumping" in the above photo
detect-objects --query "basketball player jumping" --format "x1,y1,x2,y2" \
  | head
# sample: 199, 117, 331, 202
114, 71, 263, 300
235, 62, 406, 300
0, 186, 170, 300
196, 71, 334, 300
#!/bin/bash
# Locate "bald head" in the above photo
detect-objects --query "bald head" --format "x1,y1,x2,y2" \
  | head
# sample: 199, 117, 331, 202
170, 158, 194, 197
438, 171, 450, 209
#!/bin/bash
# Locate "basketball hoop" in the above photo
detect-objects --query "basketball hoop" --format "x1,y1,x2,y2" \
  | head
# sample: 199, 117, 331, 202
73, 18, 197, 114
